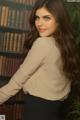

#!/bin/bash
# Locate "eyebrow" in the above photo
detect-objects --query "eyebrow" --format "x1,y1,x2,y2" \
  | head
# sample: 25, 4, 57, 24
35, 15, 51, 18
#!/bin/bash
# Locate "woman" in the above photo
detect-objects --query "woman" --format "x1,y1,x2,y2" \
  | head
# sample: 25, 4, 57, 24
0, 0, 78, 120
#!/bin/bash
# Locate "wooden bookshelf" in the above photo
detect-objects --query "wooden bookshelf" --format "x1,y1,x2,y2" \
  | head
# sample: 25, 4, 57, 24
0, 0, 36, 120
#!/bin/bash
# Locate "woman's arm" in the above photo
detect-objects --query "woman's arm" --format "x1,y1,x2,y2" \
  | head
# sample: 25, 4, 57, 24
0, 37, 49, 104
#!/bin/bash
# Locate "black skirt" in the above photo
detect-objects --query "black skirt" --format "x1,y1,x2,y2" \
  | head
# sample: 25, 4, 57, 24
23, 93, 67, 120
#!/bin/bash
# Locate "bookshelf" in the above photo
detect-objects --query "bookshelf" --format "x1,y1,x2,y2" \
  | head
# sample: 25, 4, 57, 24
0, 0, 36, 120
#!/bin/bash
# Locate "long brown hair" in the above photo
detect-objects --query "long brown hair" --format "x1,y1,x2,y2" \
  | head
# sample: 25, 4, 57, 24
24, 0, 79, 82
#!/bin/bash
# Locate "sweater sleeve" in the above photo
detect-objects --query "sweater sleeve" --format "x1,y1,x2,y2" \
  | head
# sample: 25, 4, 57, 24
0, 37, 49, 104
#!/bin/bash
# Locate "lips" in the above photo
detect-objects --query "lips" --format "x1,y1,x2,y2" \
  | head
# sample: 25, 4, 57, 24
39, 28, 46, 32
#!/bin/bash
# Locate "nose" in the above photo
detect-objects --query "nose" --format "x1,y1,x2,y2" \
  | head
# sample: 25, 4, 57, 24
37, 19, 44, 26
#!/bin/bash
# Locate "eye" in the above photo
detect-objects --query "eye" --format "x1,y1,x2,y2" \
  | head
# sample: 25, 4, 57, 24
35, 16, 39, 20
44, 16, 51, 21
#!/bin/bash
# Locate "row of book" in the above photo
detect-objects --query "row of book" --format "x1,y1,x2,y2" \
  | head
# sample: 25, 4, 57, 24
0, 32, 26, 53
0, 6, 31, 30
0, 103, 24, 120
7, 0, 37, 5
0, 56, 23, 77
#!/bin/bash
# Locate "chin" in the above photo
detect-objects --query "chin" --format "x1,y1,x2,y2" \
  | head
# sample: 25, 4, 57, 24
39, 34, 49, 37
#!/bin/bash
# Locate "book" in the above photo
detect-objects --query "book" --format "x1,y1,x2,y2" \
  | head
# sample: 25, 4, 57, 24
0, 33, 4, 51
0, 6, 2, 25
0, 56, 3, 75
0, 6, 9, 27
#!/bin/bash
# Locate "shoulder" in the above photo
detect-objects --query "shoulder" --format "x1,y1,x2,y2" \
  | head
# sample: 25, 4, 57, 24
33, 37, 60, 56
29, 37, 53, 54
33, 36, 53, 47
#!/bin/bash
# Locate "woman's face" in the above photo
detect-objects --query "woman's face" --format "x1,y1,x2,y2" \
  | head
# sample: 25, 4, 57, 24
35, 7, 58, 37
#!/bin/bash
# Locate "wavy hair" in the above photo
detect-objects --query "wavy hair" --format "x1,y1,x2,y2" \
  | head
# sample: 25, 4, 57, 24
24, 0, 79, 82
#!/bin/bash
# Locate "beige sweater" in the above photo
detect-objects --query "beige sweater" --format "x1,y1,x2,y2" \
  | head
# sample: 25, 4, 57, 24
0, 36, 71, 104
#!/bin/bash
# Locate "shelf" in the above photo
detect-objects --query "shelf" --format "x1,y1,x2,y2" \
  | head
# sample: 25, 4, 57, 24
0, 0, 33, 10
0, 26, 28, 33
0, 51, 25, 58
0, 0, 32, 118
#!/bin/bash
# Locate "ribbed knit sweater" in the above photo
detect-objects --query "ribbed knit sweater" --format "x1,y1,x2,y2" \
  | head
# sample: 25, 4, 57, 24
0, 36, 71, 104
